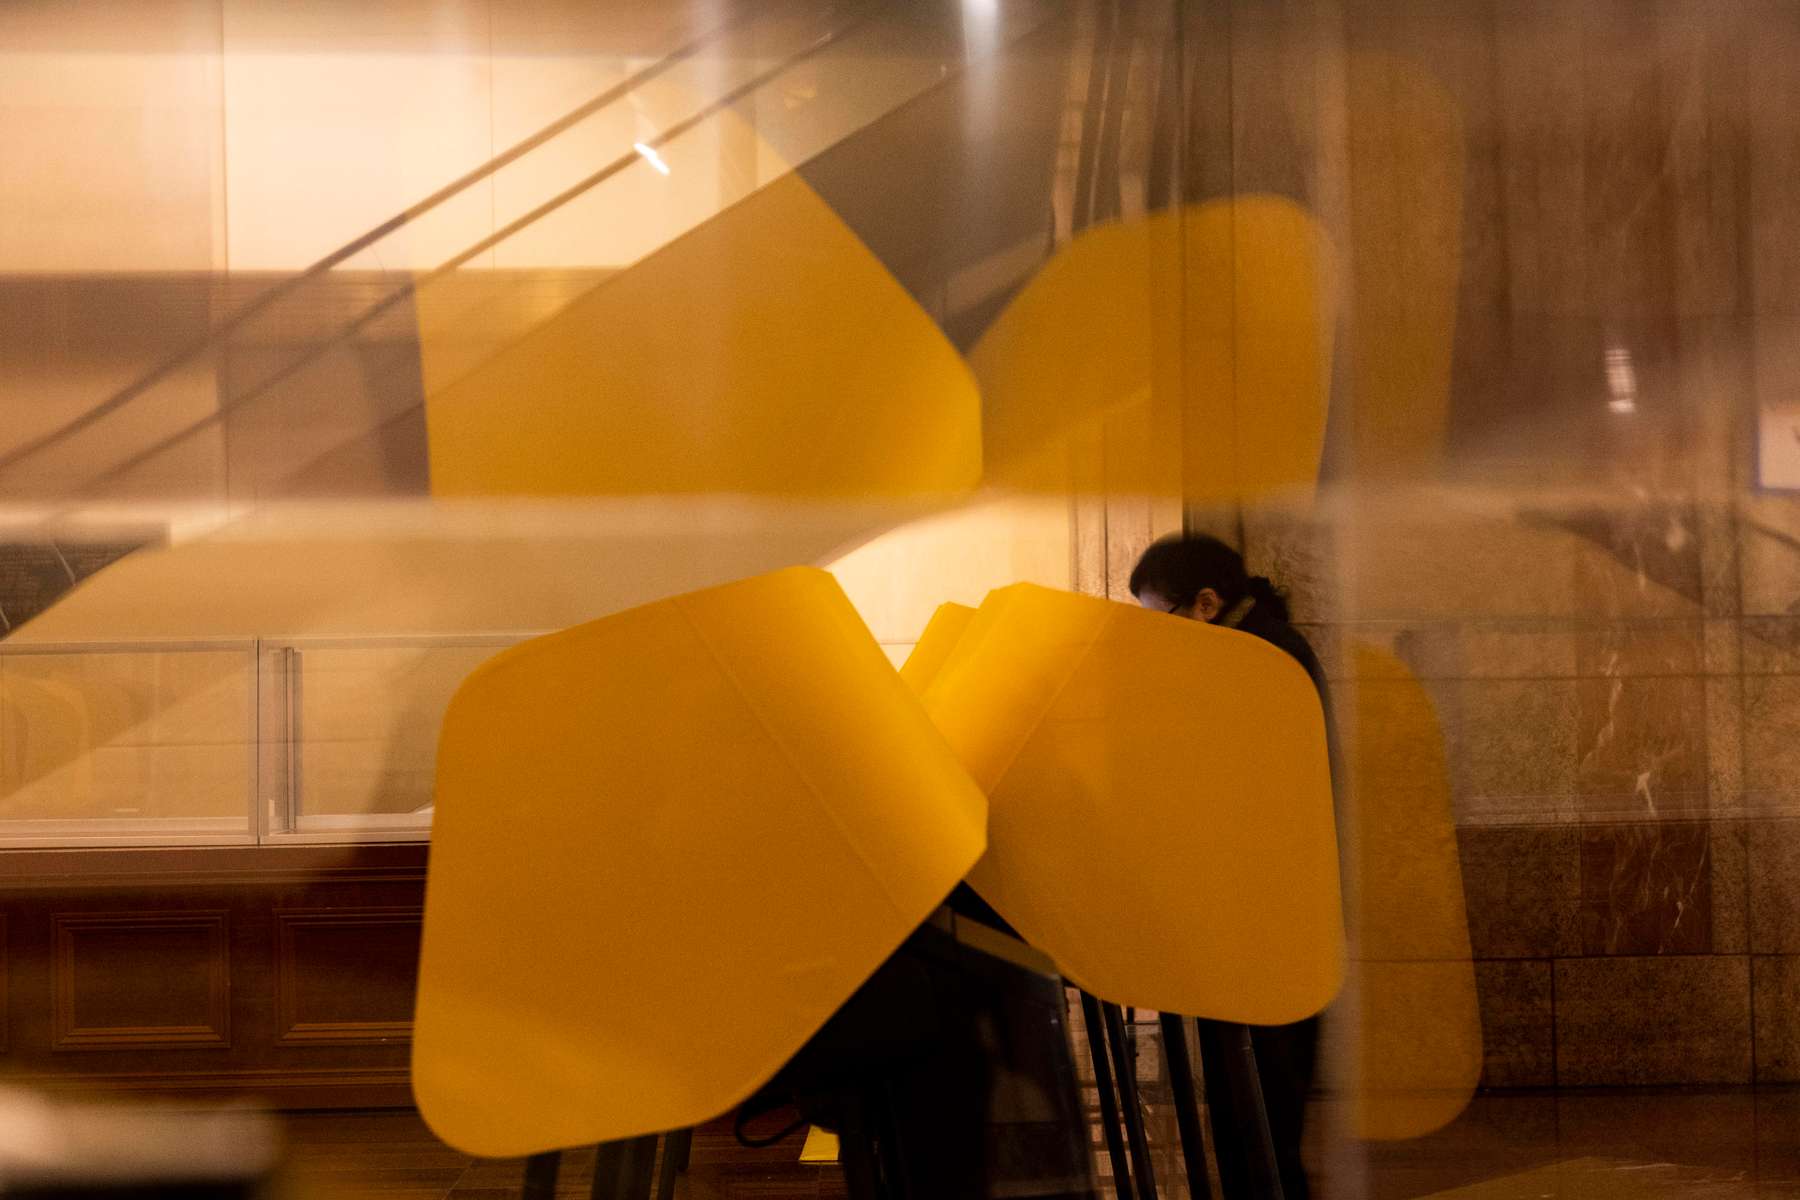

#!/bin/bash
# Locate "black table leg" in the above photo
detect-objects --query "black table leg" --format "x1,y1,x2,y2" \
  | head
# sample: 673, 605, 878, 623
592, 1135, 659, 1200
1080, 991, 1135, 1199
523, 1151, 561, 1200
1102, 1001, 1158, 1200
1195, 1021, 1281, 1200
1158, 1012, 1212, 1200
1214, 1023, 1282, 1200
654, 1127, 693, 1200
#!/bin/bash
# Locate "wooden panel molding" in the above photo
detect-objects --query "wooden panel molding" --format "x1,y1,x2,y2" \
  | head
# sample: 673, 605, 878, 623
274, 906, 423, 1046
51, 911, 230, 1050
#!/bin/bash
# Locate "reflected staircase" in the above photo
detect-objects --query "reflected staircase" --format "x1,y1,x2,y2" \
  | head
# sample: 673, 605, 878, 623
0, 0, 1065, 636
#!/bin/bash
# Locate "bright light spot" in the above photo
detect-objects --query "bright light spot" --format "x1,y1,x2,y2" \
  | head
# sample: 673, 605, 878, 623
1604, 345, 1638, 414
633, 142, 671, 176
963, 0, 1000, 54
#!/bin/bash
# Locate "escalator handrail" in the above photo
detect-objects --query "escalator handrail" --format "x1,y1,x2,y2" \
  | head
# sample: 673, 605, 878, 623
26, 8, 886, 529
0, 6, 764, 484
246, 1, 1064, 510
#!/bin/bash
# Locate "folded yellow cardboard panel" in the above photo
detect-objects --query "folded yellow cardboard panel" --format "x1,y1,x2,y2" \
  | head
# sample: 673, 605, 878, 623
921, 583, 1343, 1023
971, 196, 1336, 504
421, 173, 982, 501
412, 567, 987, 1157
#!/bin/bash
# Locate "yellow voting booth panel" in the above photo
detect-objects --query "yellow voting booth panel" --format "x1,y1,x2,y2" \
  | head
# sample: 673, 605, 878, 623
971, 197, 1336, 503
1345, 53, 1464, 480
420, 172, 982, 500
921, 584, 1342, 1023
1348, 642, 1481, 1140
896, 602, 977, 694
412, 568, 987, 1158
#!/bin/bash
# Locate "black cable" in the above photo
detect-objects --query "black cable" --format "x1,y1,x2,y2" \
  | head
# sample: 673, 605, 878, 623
733, 1101, 812, 1150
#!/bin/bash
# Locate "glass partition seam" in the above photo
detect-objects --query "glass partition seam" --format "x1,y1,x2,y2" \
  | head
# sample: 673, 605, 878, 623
252, 640, 266, 843
247, 635, 261, 844
283, 644, 300, 841
259, 633, 538, 847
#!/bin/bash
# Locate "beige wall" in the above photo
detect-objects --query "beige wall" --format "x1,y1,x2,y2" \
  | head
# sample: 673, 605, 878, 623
0, 2, 227, 272
827, 494, 1078, 664
0, 1, 952, 273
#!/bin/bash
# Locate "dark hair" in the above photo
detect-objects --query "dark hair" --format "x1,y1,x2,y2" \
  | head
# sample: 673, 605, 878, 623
1128, 534, 1291, 623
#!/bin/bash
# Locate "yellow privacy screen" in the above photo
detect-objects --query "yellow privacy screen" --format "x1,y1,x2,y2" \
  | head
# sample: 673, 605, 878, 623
1345, 53, 1464, 480
897, 602, 977, 693
971, 196, 1336, 502
923, 585, 1342, 1023
412, 568, 987, 1157
1348, 642, 1480, 1139
420, 172, 981, 499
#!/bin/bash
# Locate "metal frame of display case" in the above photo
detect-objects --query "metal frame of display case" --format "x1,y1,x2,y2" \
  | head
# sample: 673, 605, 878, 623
0, 638, 259, 848
0, 632, 539, 849
256, 632, 535, 846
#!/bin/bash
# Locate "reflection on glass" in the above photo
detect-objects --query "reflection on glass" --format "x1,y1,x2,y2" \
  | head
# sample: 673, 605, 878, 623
0, 644, 253, 841
283, 637, 523, 830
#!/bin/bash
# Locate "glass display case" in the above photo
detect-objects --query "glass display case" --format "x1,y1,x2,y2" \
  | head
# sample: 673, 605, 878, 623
0, 634, 534, 847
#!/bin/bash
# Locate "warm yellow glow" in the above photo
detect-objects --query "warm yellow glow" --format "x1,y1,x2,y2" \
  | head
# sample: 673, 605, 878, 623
825, 497, 1073, 645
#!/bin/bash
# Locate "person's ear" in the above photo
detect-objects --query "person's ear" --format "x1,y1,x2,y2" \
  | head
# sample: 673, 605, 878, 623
1193, 588, 1224, 622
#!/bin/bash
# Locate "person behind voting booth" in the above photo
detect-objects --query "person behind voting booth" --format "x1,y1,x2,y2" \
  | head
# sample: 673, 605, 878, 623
1129, 532, 1333, 1200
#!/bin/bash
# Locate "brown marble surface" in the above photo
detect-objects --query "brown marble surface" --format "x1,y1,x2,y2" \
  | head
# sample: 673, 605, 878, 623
1554, 956, 1753, 1086
1575, 677, 1709, 822
1472, 960, 1555, 1088
1749, 820, 1800, 953
1707, 677, 1746, 816
1744, 680, 1800, 815
1577, 823, 1711, 955
1449, 680, 1580, 825
1458, 827, 1581, 959
1753, 956, 1800, 1084
1739, 618, 1800, 674
1712, 821, 1751, 954
1573, 621, 1703, 678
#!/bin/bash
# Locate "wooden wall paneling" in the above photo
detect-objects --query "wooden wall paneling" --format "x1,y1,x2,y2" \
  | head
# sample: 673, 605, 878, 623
51, 910, 230, 1050
274, 905, 423, 1046
0, 846, 425, 1106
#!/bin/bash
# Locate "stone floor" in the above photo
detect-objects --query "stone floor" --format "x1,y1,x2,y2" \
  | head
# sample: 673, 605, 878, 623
275, 1086, 1800, 1198
1354, 1087, 1800, 1199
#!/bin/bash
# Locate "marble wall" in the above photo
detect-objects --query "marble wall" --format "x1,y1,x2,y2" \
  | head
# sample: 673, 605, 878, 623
1178, 0, 1800, 1089
1233, 502, 1800, 1088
